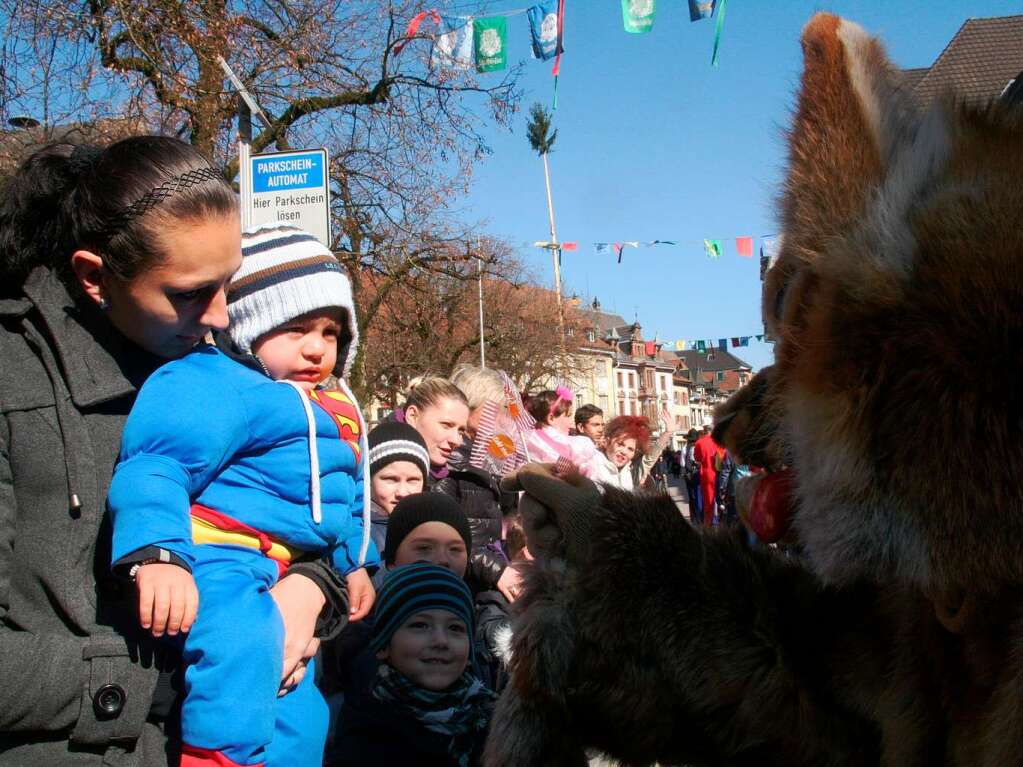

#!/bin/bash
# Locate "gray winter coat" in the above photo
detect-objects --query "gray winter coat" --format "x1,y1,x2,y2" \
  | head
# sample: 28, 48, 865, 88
0, 267, 173, 765
0, 267, 346, 765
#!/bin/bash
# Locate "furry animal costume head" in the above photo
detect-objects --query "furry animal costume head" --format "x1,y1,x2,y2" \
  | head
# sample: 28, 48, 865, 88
485, 15, 1023, 767
716, 13, 1023, 606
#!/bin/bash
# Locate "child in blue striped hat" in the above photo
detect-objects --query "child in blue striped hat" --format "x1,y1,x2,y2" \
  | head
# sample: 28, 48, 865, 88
330, 563, 496, 767
108, 223, 378, 767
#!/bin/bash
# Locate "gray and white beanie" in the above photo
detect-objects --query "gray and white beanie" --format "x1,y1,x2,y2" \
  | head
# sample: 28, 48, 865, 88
228, 224, 359, 378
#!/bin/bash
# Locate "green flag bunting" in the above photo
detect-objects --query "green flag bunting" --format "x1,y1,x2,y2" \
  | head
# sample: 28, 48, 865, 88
621, 0, 656, 34
474, 16, 508, 73
704, 239, 723, 259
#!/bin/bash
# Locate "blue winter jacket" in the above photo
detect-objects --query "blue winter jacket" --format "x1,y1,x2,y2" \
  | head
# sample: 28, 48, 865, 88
109, 344, 379, 575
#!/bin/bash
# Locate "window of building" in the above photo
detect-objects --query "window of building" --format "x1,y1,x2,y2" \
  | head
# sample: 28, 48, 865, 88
617, 371, 623, 387
629, 372, 635, 387
587, 330, 596, 342
716, 371, 725, 382
618, 399, 625, 416
629, 400, 637, 415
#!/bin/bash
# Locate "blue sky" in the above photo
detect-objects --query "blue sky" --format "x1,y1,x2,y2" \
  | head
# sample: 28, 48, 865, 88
459, 0, 1021, 371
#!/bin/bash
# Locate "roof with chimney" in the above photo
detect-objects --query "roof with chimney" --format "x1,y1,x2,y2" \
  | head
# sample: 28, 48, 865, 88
901, 15, 1023, 108
675, 348, 752, 373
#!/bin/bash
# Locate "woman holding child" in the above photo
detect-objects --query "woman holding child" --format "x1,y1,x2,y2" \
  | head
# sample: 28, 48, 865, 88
0, 138, 347, 766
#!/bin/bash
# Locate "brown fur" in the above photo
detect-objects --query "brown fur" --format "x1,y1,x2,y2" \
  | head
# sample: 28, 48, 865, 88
486, 14, 1023, 767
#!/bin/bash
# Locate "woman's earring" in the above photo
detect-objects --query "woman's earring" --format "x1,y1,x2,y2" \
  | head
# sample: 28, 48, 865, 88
98, 296, 110, 311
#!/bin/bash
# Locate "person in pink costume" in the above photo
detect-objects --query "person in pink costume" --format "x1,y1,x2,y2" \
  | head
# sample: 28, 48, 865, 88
524, 388, 603, 479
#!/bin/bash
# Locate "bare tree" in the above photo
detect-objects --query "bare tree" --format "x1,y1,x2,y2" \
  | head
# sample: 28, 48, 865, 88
0, 0, 524, 397
359, 236, 586, 406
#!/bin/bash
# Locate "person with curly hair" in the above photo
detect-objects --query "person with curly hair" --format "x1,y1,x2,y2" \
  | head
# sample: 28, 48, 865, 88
594, 416, 651, 491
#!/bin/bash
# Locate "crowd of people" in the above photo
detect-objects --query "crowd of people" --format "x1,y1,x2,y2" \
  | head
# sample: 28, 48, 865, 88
0, 135, 752, 767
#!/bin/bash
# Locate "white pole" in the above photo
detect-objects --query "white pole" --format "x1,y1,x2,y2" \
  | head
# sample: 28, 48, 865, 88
541, 152, 567, 366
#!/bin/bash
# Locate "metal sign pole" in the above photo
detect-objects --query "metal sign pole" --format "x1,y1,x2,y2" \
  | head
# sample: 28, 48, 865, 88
238, 97, 252, 229
217, 56, 272, 232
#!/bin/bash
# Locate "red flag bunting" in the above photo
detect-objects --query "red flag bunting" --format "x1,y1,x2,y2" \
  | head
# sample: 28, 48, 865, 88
736, 236, 753, 257
561, 242, 578, 251
552, 0, 565, 76
393, 9, 439, 55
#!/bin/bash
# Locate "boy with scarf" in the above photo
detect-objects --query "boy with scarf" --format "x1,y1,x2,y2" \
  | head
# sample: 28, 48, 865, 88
330, 563, 495, 767
108, 224, 379, 767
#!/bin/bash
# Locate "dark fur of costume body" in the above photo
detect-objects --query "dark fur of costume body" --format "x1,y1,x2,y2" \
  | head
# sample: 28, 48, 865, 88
485, 12, 1023, 766
488, 485, 1023, 766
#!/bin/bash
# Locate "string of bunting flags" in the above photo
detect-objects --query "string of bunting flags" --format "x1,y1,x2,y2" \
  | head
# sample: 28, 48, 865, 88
395, 0, 729, 83
533, 236, 779, 264
673, 335, 767, 353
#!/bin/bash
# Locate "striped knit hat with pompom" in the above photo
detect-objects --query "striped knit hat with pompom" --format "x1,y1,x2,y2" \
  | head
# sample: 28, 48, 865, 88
228, 224, 359, 379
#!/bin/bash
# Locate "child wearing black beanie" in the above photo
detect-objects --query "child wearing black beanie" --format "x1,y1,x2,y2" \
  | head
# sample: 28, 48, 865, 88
383, 493, 473, 568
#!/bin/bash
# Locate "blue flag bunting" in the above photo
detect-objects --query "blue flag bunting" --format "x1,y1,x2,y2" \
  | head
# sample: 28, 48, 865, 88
688, 0, 715, 21
527, 3, 561, 61
432, 16, 474, 70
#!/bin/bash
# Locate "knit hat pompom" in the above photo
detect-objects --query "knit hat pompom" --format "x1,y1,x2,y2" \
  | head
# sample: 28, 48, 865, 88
228, 224, 359, 379
370, 562, 475, 655
368, 422, 430, 480
383, 493, 472, 565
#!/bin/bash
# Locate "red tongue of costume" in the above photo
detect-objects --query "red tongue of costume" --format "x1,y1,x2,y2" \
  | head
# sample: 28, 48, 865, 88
749, 469, 796, 543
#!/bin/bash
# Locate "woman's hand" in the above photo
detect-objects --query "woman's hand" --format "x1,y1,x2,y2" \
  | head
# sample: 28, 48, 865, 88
135, 563, 198, 637
497, 563, 524, 602
269, 573, 326, 693
346, 568, 375, 622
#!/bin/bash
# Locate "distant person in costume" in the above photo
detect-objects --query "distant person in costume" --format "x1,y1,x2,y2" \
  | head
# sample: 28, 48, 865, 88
693, 424, 726, 525
108, 224, 379, 767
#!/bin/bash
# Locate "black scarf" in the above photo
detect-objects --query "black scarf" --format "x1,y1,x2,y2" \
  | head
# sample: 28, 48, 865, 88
371, 664, 496, 767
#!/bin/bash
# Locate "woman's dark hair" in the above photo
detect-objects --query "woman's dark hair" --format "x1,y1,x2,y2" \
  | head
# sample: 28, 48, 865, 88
524, 390, 572, 427
0, 136, 237, 289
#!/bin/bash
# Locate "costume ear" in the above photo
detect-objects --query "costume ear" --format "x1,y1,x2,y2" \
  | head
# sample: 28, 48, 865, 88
782, 14, 910, 253
765, 14, 916, 339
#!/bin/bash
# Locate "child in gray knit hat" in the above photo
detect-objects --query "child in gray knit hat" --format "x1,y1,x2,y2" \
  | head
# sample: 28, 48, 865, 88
108, 223, 377, 766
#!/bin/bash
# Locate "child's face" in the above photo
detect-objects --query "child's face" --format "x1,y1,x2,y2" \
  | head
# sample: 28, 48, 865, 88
392, 521, 468, 576
251, 308, 342, 390
371, 461, 425, 514
547, 408, 574, 435
377, 609, 470, 691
